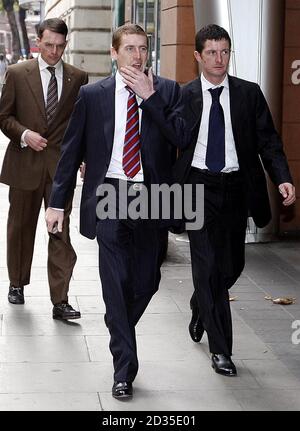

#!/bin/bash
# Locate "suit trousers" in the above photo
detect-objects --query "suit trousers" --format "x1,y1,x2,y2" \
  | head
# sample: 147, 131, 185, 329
7, 168, 76, 304
187, 168, 248, 356
96, 178, 163, 382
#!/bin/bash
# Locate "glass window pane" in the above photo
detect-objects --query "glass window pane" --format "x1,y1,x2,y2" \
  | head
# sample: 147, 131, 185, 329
132, 0, 160, 75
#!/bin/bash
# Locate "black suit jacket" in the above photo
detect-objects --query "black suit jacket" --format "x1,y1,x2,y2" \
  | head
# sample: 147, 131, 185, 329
173, 75, 293, 228
49, 75, 189, 239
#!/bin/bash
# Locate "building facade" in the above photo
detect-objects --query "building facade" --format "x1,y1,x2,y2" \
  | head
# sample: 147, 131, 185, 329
45, 0, 112, 82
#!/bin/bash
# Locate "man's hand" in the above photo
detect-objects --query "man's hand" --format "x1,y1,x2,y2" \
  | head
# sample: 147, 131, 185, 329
24, 130, 48, 151
278, 182, 296, 206
119, 66, 155, 100
45, 208, 64, 233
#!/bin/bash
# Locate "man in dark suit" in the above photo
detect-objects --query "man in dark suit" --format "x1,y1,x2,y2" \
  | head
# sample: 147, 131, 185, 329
0, 18, 88, 317
45, 24, 187, 399
174, 24, 295, 376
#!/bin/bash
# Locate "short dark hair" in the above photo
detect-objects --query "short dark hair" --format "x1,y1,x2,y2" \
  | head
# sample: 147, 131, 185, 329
195, 24, 231, 53
112, 23, 148, 52
37, 18, 68, 39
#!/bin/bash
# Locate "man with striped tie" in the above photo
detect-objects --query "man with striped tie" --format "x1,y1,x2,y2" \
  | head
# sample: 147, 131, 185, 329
0, 19, 88, 317
45, 24, 188, 399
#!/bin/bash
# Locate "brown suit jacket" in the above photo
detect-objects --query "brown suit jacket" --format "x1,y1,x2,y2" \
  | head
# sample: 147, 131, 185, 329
0, 58, 88, 190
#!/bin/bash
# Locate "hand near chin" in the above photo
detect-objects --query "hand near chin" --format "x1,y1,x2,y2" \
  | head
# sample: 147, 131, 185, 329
120, 66, 155, 100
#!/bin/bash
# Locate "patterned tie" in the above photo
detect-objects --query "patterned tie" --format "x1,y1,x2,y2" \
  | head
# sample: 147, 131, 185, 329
206, 86, 225, 172
122, 86, 141, 178
46, 66, 58, 124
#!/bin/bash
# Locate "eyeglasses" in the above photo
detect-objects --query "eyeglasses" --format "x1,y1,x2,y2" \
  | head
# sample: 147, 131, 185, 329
43, 42, 66, 51
203, 49, 232, 58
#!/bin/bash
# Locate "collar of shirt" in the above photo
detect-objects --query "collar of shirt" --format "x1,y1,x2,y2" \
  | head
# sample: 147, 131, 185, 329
115, 70, 142, 105
201, 73, 229, 92
115, 70, 127, 93
38, 55, 63, 79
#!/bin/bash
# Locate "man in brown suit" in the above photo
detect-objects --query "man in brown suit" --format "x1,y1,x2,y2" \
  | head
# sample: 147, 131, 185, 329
0, 18, 88, 319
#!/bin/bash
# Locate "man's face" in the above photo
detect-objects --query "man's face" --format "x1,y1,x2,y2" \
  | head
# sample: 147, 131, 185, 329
37, 29, 67, 66
194, 38, 230, 84
111, 33, 148, 72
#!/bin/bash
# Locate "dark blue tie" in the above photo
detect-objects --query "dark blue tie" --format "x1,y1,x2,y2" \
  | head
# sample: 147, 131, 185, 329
206, 86, 225, 172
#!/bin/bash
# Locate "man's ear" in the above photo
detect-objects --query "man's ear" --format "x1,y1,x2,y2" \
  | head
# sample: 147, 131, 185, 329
194, 50, 202, 63
111, 46, 117, 61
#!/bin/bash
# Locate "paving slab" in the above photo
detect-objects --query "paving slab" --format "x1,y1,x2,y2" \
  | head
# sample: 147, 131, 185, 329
99, 389, 243, 411
0, 393, 101, 411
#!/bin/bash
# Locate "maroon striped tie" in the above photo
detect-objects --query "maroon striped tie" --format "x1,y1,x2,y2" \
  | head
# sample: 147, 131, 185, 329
46, 66, 58, 124
122, 87, 141, 178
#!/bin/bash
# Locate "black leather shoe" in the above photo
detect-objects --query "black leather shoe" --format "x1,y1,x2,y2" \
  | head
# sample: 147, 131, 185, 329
189, 301, 204, 342
53, 303, 81, 320
211, 354, 237, 376
112, 381, 133, 399
8, 285, 24, 304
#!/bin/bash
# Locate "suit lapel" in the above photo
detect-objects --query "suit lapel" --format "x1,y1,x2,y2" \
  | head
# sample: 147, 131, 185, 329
53, 62, 74, 122
228, 75, 245, 152
188, 77, 203, 124
140, 74, 159, 141
24, 59, 47, 121
99, 76, 115, 154
184, 77, 203, 156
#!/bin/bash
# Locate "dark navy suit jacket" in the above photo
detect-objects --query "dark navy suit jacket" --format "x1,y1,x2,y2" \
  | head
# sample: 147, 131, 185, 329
49, 75, 189, 238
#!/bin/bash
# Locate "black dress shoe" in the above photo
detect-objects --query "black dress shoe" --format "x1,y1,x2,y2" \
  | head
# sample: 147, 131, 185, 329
189, 301, 204, 342
112, 381, 133, 399
8, 285, 24, 305
211, 354, 237, 376
52, 303, 81, 320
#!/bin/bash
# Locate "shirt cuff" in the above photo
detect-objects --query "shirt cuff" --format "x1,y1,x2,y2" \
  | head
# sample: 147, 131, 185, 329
20, 129, 29, 148
50, 208, 64, 212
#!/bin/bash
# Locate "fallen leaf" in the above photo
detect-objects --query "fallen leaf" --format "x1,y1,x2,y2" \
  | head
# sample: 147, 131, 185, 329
229, 296, 238, 301
272, 297, 296, 305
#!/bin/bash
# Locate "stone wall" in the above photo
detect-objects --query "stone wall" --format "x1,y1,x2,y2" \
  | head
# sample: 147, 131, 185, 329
45, 0, 112, 82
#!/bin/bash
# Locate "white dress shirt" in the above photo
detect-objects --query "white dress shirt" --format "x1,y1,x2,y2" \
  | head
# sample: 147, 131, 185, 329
105, 70, 144, 182
21, 56, 63, 147
191, 73, 239, 172
38, 55, 63, 104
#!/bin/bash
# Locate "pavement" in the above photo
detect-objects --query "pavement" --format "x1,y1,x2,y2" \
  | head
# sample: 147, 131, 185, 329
0, 130, 300, 412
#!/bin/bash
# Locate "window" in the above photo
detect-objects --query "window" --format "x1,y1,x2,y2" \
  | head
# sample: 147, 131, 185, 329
132, 0, 161, 75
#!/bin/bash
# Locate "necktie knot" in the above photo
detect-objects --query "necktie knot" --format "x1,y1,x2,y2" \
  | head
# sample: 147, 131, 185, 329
208, 86, 224, 102
47, 66, 56, 76
125, 85, 135, 95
